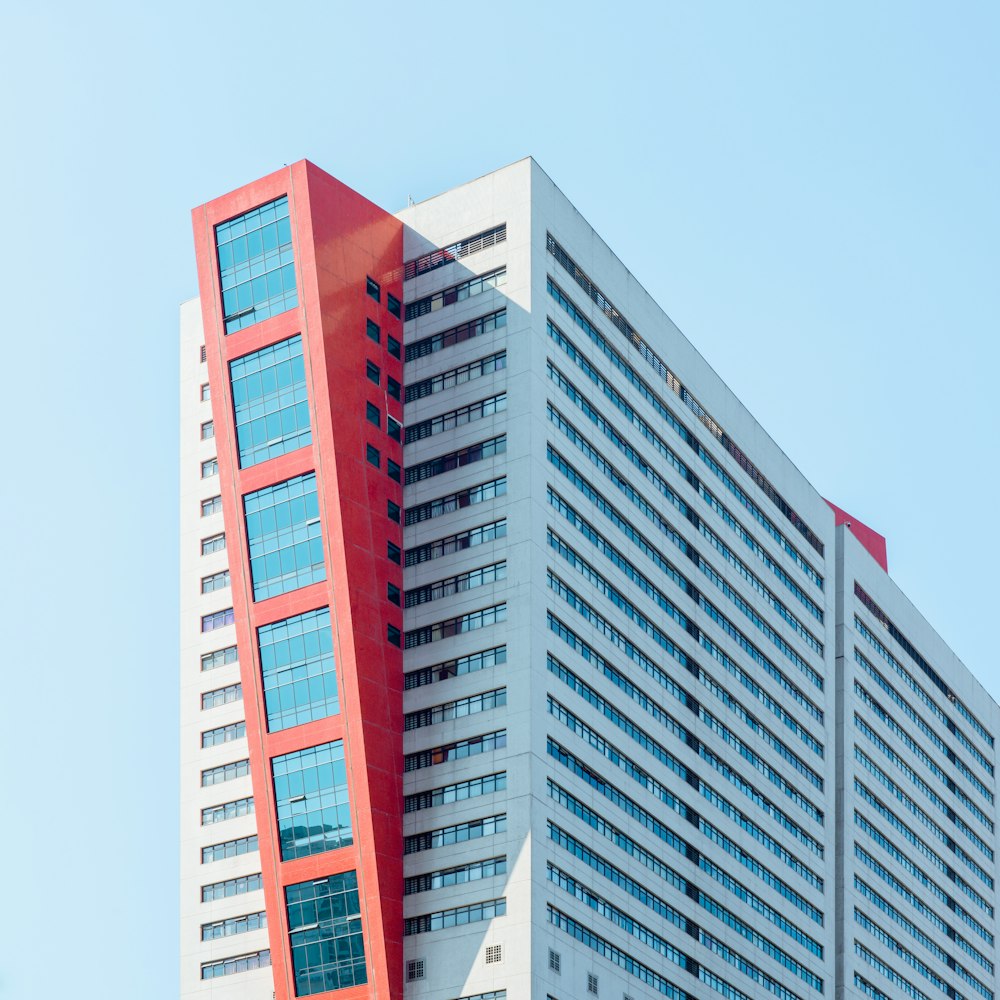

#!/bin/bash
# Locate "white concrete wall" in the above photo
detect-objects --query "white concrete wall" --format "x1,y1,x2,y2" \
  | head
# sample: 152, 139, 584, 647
180, 298, 273, 1000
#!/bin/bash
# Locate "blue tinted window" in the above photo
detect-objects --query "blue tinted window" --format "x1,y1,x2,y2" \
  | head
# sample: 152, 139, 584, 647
258, 608, 338, 732
244, 474, 325, 601
216, 196, 297, 334
286, 871, 366, 995
272, 741, 351, 861
230, 335, 311, 468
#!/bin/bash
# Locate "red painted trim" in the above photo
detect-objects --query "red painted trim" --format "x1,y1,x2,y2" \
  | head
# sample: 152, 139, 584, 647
825, 499, 888, 572
193, 160, 404, 1000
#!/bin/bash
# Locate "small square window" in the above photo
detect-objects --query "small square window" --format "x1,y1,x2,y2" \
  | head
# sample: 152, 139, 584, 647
201, 458, 218, 479
366, 444, 381, 468
387, 293, 401, 319
387, 377, 401, 401
587, 973, 599, 996
387, 416, 401, 442
366, 318, 380, 344
485, 944, 503, 965
201, 420, 214, 440
201, 533, 226, 555
387, 542, 401, 564
406, 959, 424, 982
366, 361, 380, 386
387, 500, 401, 523
387, 582, 401, 606
366, 402, 380, 427
201, 496, 223, 517
200, 345, 207, 363
366, 276, 381, 302
200, 383, 211, 402
387, 623, 401, 647
387, 460, 401, 484
387, 335, 401, 360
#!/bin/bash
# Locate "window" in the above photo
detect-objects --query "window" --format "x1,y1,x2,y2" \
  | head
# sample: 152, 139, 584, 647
201, 911, 266, 941
405, 268, 507, 320
258, 608, 339, 732
406, 394, 507, 443
405, 436, 506, 484
201, 420, 214, 440
201, 495, 223, 517
405, 688, 506, 730
201, 458, 218, 479
405, 603, 507, 648
201, 795, 254, 824
230, 334, 311, 468
387, 624, 401, 647
201, 949, 271, 980
404, 813, 506, 854
201, 533, 226, 555
201, 569, 230, 594
272, 741, 352, 860
387, 335, 401, 359
485, 944, 503, 965
366, 360, 380, 385
366, 276, 380, 301
405, 898, 505, 935
587, 973, 599, 995
405, 730, 506, 771
366, 402, 380, 427
201, 758, 249, 786
387, 583, 401, 606
387, 459, 401, 483
200, 382, 211, 401
406, 351, 506, 402
202, 683, 241, 709
201, 608, 234, 632
387, 416, 401, 442
405, 563, 506, 607
366, 444, 380, 468
405, 645, 507, 690
406, 309, 507, 362
366, 318, 380, 343
387, 376, 401, 400
387, 293, 401, 318
244, 473, 325, 601
549, 950, 561, 974
216, 195, 296, 334
202, 873, 262, 902
406, 520, 507, 566
387, 500, 401, 523
286, 872, 367, 995
406, 959, 425, 982
202, 720, 246, 748
201, 645, 237, 671
406, 477, 507, 525
387, 541, 401, 564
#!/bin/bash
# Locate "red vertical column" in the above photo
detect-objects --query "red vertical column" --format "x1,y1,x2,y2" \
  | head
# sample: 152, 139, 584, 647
192, 160, 404, 1000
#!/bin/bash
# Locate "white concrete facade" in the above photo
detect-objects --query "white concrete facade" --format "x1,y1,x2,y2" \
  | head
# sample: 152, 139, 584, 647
181, 158, 998, 1000
180, 298, 273, 1000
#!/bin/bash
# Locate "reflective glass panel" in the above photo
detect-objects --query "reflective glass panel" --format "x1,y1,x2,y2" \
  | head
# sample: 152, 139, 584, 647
230, 335, 311, 468
216, 196, 297, 334
258, 608, 338, 731
272, 741, 352, 861
243, 473, 325, 601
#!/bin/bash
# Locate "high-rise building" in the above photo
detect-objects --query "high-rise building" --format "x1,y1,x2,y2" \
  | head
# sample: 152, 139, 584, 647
180, 158, 1000, 1000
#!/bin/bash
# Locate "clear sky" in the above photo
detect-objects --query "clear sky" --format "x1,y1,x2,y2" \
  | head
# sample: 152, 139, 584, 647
0, 2, 996, 997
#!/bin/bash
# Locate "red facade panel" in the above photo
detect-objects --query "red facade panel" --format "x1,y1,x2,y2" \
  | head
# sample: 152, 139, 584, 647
192, 161, 404, 1000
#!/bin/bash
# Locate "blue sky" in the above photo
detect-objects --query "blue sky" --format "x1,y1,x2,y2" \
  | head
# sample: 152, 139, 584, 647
0, 2, 997, 997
